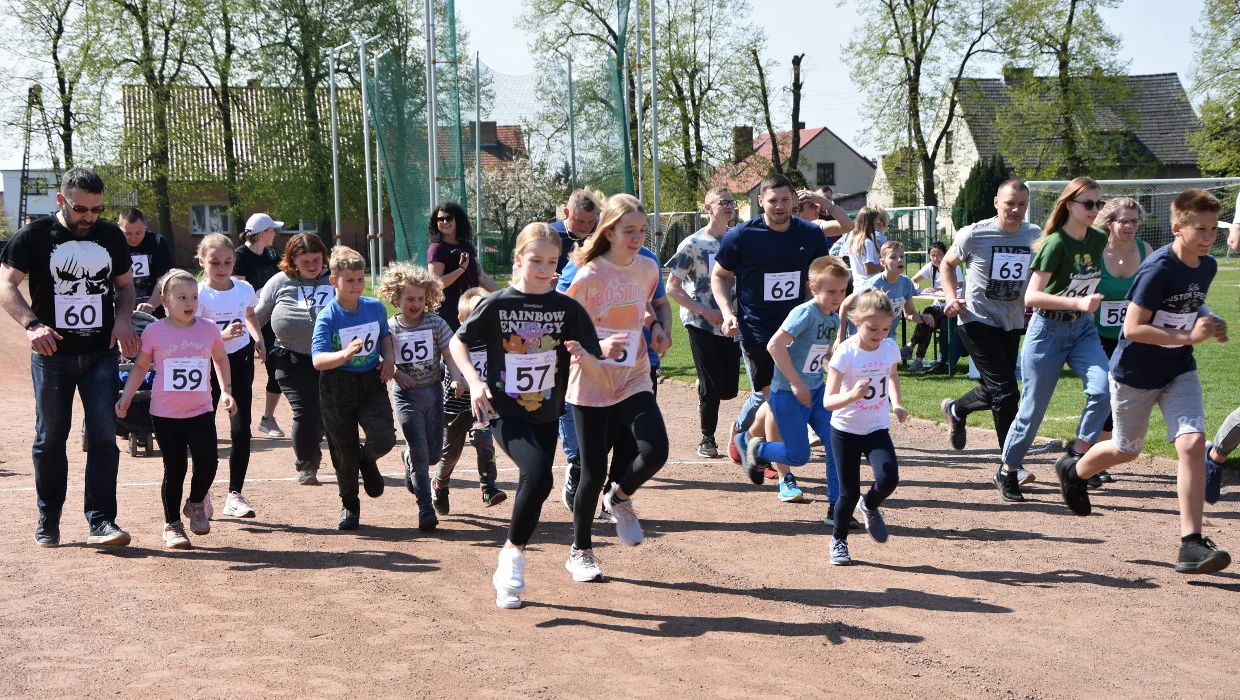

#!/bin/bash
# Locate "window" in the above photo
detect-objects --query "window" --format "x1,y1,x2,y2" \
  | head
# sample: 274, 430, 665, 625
283, 218, 318, 234
816, 162, 835, 187
190, 204, 231, 236
22, 176, 48, 196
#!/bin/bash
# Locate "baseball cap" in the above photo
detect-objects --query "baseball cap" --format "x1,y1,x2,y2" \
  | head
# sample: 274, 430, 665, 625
244, 213, 284, 234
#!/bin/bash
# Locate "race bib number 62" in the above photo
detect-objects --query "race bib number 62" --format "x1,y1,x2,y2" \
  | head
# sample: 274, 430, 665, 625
764, 271, 800, 301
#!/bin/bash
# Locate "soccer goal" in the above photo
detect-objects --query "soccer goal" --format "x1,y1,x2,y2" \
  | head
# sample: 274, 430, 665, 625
1026, 178, 1240, 256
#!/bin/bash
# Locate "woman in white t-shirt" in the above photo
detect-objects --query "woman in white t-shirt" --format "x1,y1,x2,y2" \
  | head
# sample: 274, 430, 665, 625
824, 288, 907, 566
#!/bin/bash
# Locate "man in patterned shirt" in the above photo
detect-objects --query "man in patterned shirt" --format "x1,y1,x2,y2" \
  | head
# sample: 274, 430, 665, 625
665, 187, 739, 457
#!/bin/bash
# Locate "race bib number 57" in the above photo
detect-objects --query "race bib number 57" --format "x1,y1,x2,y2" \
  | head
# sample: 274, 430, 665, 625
504, 351, 556, 394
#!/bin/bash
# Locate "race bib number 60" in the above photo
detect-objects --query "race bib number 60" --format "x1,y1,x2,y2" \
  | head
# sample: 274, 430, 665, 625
163, 357, 209, 392
504, 351, 556, 394
764, 271, 800, 301
54, 294, 103, 329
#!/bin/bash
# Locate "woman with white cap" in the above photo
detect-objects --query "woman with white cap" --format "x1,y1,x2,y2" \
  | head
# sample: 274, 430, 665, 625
234, 213, 287, 439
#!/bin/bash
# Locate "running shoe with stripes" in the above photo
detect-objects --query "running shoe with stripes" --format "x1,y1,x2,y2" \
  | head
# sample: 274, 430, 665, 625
257, 416, 286, 438
859, 502, 889, 543
778, 473, 805, 502
697, 435, 720, 458
565, 547, 603, 582
941, 399, 966, 450
829, 537, 852, 565
603, 484, 644, 546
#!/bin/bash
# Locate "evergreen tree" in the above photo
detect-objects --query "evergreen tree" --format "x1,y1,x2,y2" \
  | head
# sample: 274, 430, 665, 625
953, 154, 1010, 228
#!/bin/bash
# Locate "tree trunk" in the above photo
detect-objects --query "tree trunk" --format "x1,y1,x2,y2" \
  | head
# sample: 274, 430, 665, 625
750, 47, 782, 174
150, 84, 175, 239
299, 57, 332, 238
1057, 0, 1083, 176
670, 75, 696, 194
787, 53, 805, 185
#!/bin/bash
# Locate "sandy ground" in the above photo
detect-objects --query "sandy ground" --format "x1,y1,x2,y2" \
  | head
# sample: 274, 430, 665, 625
0, 320, 1238, 699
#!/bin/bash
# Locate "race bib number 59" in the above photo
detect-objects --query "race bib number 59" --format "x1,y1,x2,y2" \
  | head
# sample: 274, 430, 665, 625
163, 357, 209, 392
504, 351, 556, 394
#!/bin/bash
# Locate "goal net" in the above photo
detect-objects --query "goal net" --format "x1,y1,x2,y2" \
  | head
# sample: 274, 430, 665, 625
1026, 178, 1240, 257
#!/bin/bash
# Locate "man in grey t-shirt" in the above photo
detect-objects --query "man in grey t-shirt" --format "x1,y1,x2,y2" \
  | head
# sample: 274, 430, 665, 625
938, 180, 1040, 458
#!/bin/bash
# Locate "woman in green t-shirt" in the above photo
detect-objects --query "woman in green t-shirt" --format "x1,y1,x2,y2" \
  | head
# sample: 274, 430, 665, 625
1090, 197, 1153, 484
991, 177, 1112, 503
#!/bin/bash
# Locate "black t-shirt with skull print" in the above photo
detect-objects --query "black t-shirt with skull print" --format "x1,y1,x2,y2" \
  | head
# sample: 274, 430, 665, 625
2, 214, 132, 354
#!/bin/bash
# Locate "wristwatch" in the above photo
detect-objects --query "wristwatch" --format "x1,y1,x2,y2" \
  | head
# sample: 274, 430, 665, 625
24, 319, 42, 331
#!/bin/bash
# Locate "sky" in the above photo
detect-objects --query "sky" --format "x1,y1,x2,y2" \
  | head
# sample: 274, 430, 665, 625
0, 0, 1207, 179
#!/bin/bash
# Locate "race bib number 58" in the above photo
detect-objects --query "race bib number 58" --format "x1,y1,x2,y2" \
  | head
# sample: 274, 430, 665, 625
504, 351, 556, 394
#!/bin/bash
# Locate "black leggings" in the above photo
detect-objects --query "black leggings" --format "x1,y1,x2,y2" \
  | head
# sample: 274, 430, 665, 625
572, 391, 669, 550
270, 348, 323, 471
686, 325, 741, 436
261, 325, 279, 395
212, 343, 254, 493
152, 412, 219, 524
491, 417, 559, 547
954, 321, 1023, 448
830, 428, 899, 541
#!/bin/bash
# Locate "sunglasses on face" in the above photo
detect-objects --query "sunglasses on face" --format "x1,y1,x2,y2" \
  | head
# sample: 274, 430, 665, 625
64, 198, 106, 215
1115, 218, 1141, 227
1072, 198, 1105, 211
435, 216, 454, 223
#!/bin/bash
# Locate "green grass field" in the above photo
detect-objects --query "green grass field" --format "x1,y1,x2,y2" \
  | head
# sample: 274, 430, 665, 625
659, 265, 1240, 460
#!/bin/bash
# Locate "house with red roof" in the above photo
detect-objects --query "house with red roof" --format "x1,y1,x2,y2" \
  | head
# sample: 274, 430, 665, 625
713, 125, 876, 218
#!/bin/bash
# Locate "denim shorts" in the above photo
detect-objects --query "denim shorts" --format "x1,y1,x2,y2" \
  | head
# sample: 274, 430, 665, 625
1110, 371, 1205, 454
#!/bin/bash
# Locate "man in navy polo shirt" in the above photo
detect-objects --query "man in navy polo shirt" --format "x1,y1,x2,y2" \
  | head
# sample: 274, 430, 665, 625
552, 189, 602, 273
713, 174, 830, 484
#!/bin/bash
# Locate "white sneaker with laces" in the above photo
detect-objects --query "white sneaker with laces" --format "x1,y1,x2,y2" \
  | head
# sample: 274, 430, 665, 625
566, 547, 603, 582
183, 499, 211, 536
163, 522, 191, 550
603, 484, 644, 546
223, 491, 256, 518
492, 547, 526, 608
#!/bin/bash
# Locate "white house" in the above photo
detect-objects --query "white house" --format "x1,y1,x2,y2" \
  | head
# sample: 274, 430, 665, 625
2, 169, 59, 233
714, 126, 876, 219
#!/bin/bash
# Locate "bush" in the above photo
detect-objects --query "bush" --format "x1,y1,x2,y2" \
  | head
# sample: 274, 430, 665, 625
953, 154, 1011, 229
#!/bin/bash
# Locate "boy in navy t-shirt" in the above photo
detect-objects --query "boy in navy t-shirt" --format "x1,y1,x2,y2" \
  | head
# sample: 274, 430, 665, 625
311, 246, 398, 530
1056, 190, 1230, 575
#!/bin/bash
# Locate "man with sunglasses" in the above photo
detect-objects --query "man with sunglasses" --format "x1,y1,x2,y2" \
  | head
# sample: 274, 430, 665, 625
0, 167, 139, 548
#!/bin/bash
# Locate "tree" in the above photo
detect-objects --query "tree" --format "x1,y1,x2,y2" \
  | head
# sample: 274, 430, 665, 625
952, 153, 1010, 228
469, 157, 561, 262
843, 0, 1003, 206
1189, 0, 1240, 176
993, 0, 1134, 179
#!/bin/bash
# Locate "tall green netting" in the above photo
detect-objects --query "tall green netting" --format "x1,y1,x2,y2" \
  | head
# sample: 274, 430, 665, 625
437, 0, 467, 208
370, 51, 429, 263
612, 0, 634, 195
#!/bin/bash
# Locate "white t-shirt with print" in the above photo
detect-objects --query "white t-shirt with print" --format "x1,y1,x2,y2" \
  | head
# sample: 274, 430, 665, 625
828, 336, 901, 435
197, 280, 258, 355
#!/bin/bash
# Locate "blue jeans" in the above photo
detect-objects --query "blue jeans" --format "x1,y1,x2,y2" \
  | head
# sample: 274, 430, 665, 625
559, 404, 579, 465
395, 383, 444, 507
755, 385, 840, 502
733, 343, 766, 432
30, 348, 121, 527
1001, 312, 1110, 467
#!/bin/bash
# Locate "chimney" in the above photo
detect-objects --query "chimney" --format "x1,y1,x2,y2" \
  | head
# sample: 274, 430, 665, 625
480, 121, 498, 147
733, 126, 754, 164
1001, 65, 1032, 86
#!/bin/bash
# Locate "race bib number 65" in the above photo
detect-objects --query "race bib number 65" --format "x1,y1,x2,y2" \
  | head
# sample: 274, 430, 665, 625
596, 327, 640, 367
504, 351, 556, 394
764, 271, 800, 301
396, 329, 434, 364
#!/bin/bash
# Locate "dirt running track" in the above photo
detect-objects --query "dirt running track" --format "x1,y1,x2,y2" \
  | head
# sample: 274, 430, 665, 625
0, 320, 1238, 699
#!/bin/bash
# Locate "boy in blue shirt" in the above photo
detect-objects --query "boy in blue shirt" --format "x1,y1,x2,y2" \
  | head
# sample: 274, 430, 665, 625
744, 256, 846, 515
312, 246, 397, 530
847, 240, 927, 341
1056, 190, 1230, 575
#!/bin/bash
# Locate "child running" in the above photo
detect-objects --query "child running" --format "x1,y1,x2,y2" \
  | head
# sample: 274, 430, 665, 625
747, 255, 846, 513
845, 240, 927, 343
116, 270, 234, 549
195, 234, 265, 518
376, 261, 464, 532
563, 194, 669, 582
435, 287, 506, 513
1056, 189, 1231, 575
451, 223, 605, 609
311, 247, 398, 530
824, 288, 907, 565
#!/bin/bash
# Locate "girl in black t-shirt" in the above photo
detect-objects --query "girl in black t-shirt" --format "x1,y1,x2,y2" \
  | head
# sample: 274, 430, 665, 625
451, 222, 605, 610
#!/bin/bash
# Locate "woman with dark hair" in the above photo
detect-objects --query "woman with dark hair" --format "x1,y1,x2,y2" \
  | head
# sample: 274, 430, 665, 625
255, 233, 340, 486
426, 202, 499, 330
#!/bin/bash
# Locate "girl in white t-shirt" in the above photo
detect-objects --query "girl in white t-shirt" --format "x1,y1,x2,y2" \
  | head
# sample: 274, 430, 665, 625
824, 288, 907, 565
196, 234, 265, 519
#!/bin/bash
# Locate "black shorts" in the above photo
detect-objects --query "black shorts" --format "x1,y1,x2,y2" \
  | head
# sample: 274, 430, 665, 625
741, 338, 775, 393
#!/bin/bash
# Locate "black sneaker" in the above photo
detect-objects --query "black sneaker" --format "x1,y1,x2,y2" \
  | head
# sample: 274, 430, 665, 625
696, 435, 720, 458
744, 436, 767, 486
360, 458, 385, 498
34, 514, 60, 548
1055, 454, 1091, 516
418, 504, 439, 532
338, 506, 360, 530
561, 464, 579, 512
1086, 473, 1103, 490
86, 520, 131, 546
993, 469, 1025, 503
432, 483, 450, 515
823, 503, 864, 531
925, 361, 949, 375
1175, 536, 1231, 574
1097, 470, 1115, 484
482, 484, 507, 507
941, 399, 966, 450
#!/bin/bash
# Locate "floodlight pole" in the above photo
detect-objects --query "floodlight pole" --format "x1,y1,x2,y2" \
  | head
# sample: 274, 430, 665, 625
356, 33, 382, 285
566, 55, 577, 190
649, 0, 661, 247
328, 43, 351, 247
475, 52, 482, 235
425, 0, 440, 210
634, 0, 644, 201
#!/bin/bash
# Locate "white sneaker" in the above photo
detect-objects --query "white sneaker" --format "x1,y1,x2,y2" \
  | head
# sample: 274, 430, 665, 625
566, 547, 603, 582
809, 425, 822, 448
492, 547, 526, 608
257, 416, 286, 438
222, 491, 256, 518
183, 499, 211, 536
163, 522, 191, 549
603, 484, 644, 546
